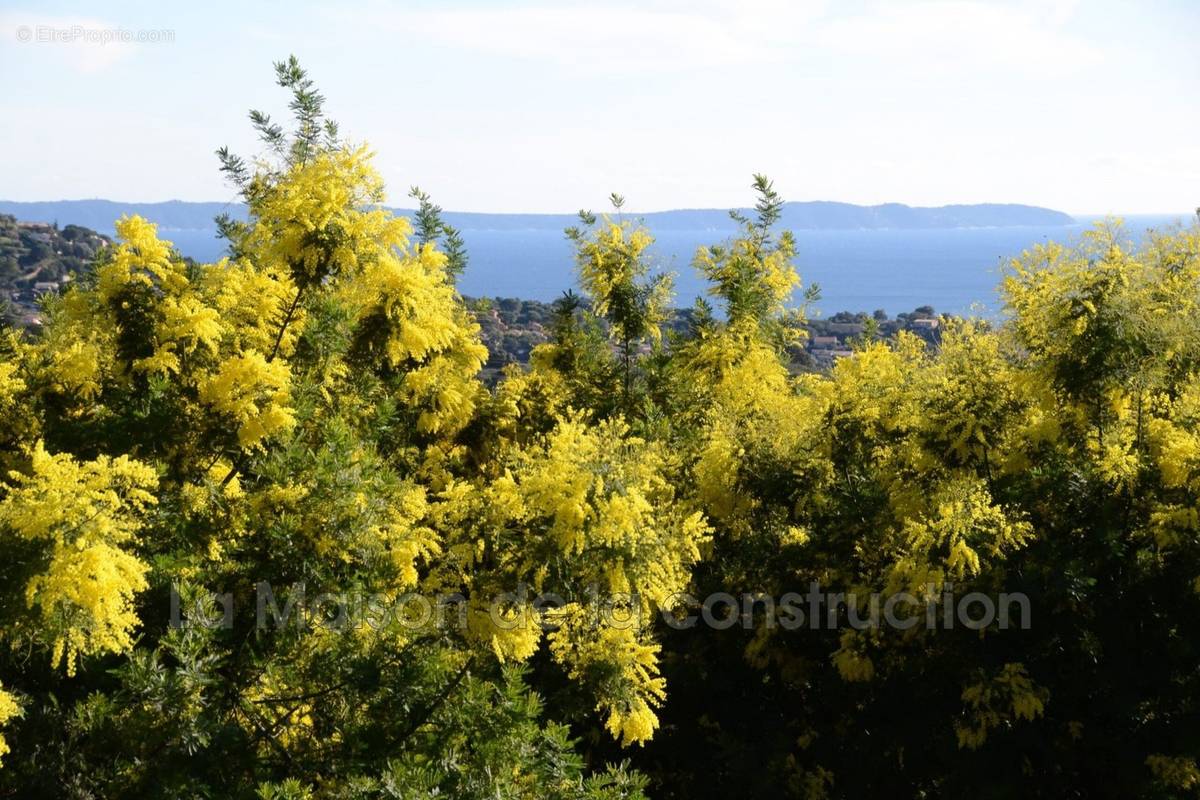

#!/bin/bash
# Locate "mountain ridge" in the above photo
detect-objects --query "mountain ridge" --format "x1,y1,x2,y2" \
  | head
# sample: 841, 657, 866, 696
0, 199, 1075, 235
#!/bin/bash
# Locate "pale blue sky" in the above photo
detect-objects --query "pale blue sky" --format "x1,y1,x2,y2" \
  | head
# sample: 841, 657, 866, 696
1, 0, 1197, 214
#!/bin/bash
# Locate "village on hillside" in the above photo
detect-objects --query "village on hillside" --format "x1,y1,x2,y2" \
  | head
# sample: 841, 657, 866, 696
0, 215, 110, 327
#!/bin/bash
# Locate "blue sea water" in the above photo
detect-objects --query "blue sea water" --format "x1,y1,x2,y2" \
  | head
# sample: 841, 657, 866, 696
161, 214, 1190, 319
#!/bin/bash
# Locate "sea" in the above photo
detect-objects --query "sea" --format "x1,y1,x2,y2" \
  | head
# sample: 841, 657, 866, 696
162, 214, 1192, 319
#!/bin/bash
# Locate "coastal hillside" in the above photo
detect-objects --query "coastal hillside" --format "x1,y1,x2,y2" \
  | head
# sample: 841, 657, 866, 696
0, 214, 110, 325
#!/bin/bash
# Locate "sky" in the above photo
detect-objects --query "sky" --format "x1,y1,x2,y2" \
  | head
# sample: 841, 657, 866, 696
0, 0, 1197, 215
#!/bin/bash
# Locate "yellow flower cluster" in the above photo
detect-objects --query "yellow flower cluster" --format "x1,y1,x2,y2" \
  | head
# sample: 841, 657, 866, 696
501, 416, 709, 606
916, 321, 1028, 467
831, 630, 875, 683
547, 605, 666, 746
693, 229, 801, 330
47, 340, 104, 400
466, 602, 542, 664
955, 663, 1047, 750
439, 417, 709, 745
1150, 379, 1200, 491
0, 360, 23, 408
375, 484, 440, 589
95, 215, 188, 303
135, 295, 224, 375
243, 667, 317, 752
201, 257, 303, 356
0, 684, 18, 767
241, 146, 398, 284
20, 215, 308, 471
198, 351, 296, 449
692, 337, 822, 536
1145, 754, 1200, 791
0, 442, 156, 675
901, 478, 1032, 581
345, 237, 488, 435
573, 219, 669, 345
